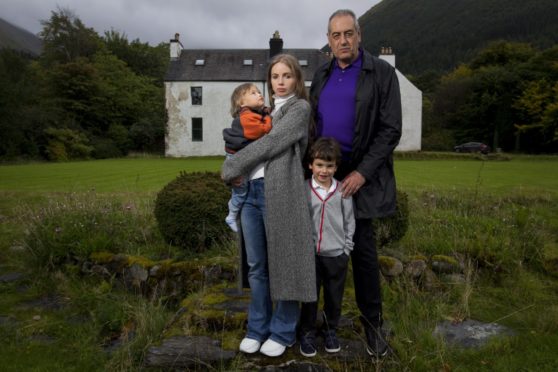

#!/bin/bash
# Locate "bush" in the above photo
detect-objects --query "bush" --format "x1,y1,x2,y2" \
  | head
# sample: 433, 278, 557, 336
44, 127, 93, 161
91, 137, 123, 159
374, 189, 410, 247
154, 172, 231, 252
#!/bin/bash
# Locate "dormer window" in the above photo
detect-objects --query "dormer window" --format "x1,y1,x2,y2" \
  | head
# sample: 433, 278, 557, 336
195, 59, 205, 66
243, 59, 253, 66
299, 60, 308, 67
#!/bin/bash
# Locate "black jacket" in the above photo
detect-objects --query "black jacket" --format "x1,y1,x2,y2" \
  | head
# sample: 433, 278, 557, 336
309, 49, 402, 219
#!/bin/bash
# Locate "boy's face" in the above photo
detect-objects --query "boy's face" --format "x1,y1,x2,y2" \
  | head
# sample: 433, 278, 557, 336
241, 86, 265, 109
309, 158, 337, 187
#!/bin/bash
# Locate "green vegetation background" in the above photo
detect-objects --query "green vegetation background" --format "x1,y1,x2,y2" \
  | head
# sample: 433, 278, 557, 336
1, 155, 557, 370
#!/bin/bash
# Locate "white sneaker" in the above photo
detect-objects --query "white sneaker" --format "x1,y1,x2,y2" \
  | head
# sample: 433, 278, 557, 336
239, 337, 260, 353
259, 338, 287, 357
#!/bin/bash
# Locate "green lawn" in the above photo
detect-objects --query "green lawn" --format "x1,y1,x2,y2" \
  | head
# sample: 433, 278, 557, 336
1, 156, 557, 196
395, 158, 558, 196
0, 157, 223, 193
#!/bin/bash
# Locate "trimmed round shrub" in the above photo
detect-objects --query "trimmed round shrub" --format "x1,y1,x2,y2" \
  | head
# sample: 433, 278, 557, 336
374, 189, 409, 247
154, 171, 231, 252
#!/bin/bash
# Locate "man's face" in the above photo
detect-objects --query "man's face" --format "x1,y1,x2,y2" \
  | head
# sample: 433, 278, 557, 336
327, 14, 361, 68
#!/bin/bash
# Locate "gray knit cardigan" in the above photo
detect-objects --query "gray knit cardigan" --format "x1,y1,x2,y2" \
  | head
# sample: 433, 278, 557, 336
222, 98, 317, 303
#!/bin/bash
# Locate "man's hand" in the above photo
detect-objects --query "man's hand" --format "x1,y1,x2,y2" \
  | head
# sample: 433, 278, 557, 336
341, 171, 365, 198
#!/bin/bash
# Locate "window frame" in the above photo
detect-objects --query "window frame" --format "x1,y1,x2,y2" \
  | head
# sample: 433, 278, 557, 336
191, 86, 202, 105
192, 117, 203, 142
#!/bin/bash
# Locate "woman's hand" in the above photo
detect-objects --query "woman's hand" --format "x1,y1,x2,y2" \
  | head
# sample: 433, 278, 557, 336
230, 176, 244, 187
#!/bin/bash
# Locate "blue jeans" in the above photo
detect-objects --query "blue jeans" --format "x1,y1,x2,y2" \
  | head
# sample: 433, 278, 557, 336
226, 153, 248, 215
241, 178, 299, 346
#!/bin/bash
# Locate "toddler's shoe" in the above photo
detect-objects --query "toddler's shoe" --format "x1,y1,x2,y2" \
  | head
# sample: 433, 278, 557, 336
225, 215, 238, 232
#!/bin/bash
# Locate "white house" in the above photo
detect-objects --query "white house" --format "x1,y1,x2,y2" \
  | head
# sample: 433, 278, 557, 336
164, 33, 422, 157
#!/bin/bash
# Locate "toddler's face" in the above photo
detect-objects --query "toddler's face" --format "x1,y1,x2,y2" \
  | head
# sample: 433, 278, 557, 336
241, 86, 264, 109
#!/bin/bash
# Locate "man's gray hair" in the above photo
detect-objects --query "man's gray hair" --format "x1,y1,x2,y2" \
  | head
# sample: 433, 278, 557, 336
328, 9, 360, 34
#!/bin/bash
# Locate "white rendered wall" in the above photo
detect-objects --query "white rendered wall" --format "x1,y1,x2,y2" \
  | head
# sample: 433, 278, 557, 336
165, 81, 267, 157
395, 71, 422, 151
165, 76, 421, 156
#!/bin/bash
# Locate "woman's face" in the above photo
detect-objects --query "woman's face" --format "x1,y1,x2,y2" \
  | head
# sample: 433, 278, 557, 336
270, 62, 296, 98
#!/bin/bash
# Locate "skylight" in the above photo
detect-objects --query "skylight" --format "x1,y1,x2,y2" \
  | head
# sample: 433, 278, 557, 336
299, 60, 308, 66
195, 59, 205, 66
243, 59, 253, 66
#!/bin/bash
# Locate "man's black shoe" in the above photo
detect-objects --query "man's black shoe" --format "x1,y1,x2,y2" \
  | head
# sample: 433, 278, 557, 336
364, 326, 388, 357
323, 329, 341, 353
299, 331, 317, 357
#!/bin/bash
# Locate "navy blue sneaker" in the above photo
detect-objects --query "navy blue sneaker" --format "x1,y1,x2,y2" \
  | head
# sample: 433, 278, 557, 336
364, 326, 388, 357
323, 329, 341, 353
299, 332, 317, 357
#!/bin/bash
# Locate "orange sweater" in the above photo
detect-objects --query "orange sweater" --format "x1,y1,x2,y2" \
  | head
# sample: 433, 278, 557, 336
223, 107, 272, 153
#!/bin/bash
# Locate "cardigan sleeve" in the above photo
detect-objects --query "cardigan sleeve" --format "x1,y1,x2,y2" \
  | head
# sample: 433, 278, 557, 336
221, 99, 310, 182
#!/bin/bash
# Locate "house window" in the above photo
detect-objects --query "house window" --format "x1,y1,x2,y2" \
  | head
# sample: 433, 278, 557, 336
191, 87, 202, 105
192, 118, 203, 141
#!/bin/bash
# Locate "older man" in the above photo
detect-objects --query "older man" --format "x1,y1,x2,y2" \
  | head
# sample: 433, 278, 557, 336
309, 9, 402, 357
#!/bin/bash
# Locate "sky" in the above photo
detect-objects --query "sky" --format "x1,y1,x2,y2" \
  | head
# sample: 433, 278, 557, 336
0, 0, 381, 49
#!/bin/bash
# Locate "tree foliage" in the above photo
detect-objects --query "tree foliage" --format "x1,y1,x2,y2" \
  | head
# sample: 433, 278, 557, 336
0, 8, 167, 160
428, 41, 558, 153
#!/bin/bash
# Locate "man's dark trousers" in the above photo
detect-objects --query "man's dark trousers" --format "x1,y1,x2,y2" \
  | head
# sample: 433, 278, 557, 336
336, 163, 383, 329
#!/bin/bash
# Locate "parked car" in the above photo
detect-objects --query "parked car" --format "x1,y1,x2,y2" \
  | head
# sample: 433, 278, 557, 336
454, 142, 491, 154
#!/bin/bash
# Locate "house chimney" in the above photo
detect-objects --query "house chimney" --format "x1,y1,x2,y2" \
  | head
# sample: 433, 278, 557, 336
269, 31, 283, 59
170, 33, 183, 60
379, 46, 395, 67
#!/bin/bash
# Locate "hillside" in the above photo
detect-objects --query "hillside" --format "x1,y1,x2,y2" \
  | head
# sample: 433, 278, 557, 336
358, 0, 558, 74
0, 18, 42, 56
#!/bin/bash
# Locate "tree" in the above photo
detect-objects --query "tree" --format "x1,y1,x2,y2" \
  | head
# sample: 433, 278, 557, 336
514, 80, 558, 152
431, 41, 557, 152
0, 49, 42, 158
103, 30, 169, 83
40, 7, 102, 66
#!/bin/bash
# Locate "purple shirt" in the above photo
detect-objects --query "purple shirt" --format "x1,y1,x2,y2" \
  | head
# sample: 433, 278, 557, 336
316, 50, 362, 157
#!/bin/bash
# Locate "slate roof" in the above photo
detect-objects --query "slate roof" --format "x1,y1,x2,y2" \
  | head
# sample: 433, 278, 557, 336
164, 49, 331, 82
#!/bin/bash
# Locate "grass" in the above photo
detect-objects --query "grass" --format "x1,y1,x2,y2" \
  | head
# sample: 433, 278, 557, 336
395, 158, 558, 196
1, 154, 557, 371
0, 157, 223, 193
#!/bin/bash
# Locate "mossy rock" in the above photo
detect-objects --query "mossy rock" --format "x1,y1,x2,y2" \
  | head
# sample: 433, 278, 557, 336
176, 285, 249, 334
431, 255, 461, 273
90, 251, 115, 264
378, 255, 404, 277
126, 255, 156, 269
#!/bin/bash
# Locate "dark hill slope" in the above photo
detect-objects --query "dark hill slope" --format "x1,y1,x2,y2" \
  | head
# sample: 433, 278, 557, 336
0, 18, 42, 56
358, 0, 558, 74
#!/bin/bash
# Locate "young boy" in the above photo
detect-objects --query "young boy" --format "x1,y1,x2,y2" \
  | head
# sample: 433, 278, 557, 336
222, 83, 271, 232
299, 137, 355, 357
